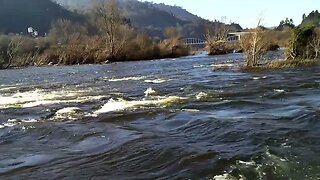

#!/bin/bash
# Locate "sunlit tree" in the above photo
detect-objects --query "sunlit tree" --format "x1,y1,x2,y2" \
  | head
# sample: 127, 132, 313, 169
94, 0, 131, 59
240, 19, 270, 67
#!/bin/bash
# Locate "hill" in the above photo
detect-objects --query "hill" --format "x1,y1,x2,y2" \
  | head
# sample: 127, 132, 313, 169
53, 0, 242, 39
301, 10, 320, 27
0, 0, 83, 35
148, 3, 201, 22
0, 0, 242, 38
120, 1, 187, 30
53, 0, 100, 10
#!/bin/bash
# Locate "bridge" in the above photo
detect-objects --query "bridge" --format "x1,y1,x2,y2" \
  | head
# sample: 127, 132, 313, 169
183, 32, 252, 45
183, 38, 206, 45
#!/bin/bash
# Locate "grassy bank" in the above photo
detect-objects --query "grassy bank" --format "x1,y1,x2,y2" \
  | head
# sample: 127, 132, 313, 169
0, 34, 189, 69
267, 59, 320, 68
241, 59, 320, 71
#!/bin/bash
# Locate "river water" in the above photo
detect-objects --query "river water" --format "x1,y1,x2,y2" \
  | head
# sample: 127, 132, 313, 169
0, 51, 319, 179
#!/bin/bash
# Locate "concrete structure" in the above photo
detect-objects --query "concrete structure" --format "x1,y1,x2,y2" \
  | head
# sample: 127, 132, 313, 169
227, 32, 252, 42
27, 27, 38, 37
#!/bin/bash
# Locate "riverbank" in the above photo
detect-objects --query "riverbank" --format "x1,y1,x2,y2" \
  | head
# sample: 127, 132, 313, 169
0, 34, 190, 69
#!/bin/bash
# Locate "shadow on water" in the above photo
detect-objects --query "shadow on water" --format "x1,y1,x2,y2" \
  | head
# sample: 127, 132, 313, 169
0, 50, 320, 179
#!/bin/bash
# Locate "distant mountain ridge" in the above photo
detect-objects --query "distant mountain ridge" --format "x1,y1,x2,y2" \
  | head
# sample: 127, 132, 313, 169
52, 0, 99, 10
0, 0, 82, 35
53, 0, 202, 22
146, 3, 202, 22
53, 0, 243, 39
0, 0, 243, 39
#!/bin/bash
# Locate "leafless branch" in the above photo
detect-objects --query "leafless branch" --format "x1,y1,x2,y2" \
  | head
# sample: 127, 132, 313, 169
240, 18, 270, 67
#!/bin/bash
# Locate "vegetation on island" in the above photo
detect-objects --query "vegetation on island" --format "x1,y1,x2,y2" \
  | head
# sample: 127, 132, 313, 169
205, 20, 287, 56
205, 21, 239, 55
241, 23, 320, 69
205, 10, 320, 69
240, 20, 271, 67
0, 0, 189, 69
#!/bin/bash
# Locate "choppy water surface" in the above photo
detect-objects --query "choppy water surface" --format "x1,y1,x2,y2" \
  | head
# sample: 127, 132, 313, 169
0, 52, 319, 179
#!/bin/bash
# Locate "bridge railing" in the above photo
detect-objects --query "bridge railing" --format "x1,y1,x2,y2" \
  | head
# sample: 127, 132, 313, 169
183, 38, 206, 45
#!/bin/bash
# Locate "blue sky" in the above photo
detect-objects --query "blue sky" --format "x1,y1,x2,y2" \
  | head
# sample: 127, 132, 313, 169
143, 0, 319, 28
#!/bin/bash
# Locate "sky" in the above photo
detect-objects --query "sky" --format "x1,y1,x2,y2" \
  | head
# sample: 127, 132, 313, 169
144, 0, 319, 28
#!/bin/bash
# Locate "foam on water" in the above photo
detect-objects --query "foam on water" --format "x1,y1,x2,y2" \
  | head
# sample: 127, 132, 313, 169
0, 118, 38, 129
106, 76, 146, 82
211, 63, 235, 68
144, 87, 158, 97
224, 148, 292, 179
274, 89, 285, 93
144, 79, 169, 84
181, 109, 200, 112
0, 89, 104, 109
95, 96, 185, 114
56, 107, 81, 115
22, 100, 78, 108
196, 92, 208, 100
54, 107, 84, 120
193, 64, 207, 68
213, 173, 240, 180
237, 160, 256, 166
253, 76, 268, 80
0, 86, 18, 92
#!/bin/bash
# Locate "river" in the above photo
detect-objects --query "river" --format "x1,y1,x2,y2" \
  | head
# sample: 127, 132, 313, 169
0, 51, 319, 179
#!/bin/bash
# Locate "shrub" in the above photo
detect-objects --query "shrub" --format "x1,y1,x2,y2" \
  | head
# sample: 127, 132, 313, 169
267, 59, 319, 69
48, 19, 89, 45
286, 25, 315, 60
266, 44, 280, 51
0, 35, 25, 68
207, 41, 237, 55
240, 24, 271, 67
309, 28, 320, 59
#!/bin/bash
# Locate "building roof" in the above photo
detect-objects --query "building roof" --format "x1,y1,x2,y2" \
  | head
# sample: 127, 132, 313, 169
228, 32, 252, 36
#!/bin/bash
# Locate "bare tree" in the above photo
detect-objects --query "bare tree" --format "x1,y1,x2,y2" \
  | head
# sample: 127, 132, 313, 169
240, 19, 270, 67
0, 36, 23, 69
205, 17, 230, 43
310, 28, 320, 59
164, 27, 181, 39
163, 27, 184, 49
48, 19, 88, 45
94, 0, 130, 60
204, 17, 231, 56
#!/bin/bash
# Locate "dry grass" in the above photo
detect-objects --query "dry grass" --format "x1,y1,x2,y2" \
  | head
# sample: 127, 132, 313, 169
207, 41, 239, 55
35, 32, 189, 66
241, 59, 320, 71
266, 59, 320, 68
0, 1, 192, 68
266, 30, 291, 48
